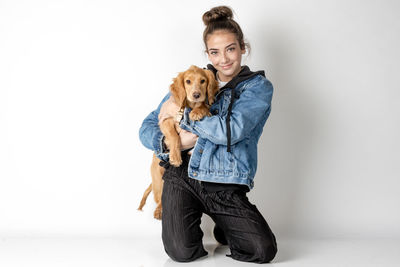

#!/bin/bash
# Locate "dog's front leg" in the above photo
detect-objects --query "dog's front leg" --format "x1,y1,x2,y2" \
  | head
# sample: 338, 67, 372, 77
159, 117, 182, 167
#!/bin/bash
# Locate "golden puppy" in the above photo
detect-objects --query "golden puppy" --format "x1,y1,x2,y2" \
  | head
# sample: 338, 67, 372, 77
138, 65, 219, 220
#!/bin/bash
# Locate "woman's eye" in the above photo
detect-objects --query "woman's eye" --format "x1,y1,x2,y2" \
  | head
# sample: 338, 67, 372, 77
210, 51, 218, 55
227, 47, 235, 52
186, 80, 191, 84
200, 79, 205, 84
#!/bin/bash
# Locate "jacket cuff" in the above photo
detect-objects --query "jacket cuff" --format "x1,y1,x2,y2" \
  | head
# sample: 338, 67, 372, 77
154, 130, 169, 162
180, 107, 193, 130
180, 107, 205, 138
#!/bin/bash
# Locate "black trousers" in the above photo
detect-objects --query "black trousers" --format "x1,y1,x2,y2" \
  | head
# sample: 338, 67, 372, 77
161, 154, 277, 263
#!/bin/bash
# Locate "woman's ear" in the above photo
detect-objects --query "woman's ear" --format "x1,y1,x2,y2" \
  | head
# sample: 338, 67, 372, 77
170, 72, 186, 108
205, 69, 219, 106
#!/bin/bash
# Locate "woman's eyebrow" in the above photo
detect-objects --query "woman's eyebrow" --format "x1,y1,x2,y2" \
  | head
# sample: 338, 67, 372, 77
225, 43, 237, 48
208, 43, 237, 51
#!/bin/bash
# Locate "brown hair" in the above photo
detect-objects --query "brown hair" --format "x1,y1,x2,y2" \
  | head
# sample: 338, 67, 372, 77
202, 6, 250, 53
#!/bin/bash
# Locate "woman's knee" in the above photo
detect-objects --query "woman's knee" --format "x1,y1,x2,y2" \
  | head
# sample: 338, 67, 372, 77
162, 227, 208, 262
256, 241, 278, 263
230, 236, 278, 263
163, 240, 208, 262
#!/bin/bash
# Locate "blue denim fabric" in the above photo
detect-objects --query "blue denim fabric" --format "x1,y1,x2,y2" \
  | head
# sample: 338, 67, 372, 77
138, 92, 171, 162
139, 74, 273, 190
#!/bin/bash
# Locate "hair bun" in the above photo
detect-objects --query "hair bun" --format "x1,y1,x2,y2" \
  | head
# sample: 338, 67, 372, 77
202, 6, 233, 26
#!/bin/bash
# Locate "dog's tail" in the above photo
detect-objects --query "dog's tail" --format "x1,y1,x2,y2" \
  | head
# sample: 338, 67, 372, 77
138, 183, 153, 211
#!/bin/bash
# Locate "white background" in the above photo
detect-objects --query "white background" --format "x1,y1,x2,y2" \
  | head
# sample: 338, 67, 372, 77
1, 0, 399, 240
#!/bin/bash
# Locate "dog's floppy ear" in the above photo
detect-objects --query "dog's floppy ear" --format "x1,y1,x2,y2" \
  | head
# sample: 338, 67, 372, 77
170, 71, 186, 108
205, 69, 219, 106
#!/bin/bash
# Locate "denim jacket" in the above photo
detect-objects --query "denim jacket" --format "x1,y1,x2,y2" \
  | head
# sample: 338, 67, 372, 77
139, 65, 273, 190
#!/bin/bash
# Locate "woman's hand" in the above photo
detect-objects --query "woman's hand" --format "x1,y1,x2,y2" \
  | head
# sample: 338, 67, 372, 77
158, 97, 180, 123
179, 129, 198, 150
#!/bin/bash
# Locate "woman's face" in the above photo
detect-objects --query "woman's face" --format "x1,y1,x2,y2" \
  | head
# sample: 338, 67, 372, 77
206, 30, 245, 82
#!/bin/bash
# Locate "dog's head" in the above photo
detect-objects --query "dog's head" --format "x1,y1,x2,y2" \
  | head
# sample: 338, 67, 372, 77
170, 65, 219, 109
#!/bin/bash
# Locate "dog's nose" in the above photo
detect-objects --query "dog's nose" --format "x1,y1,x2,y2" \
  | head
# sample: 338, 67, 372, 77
193, 92, 201, 99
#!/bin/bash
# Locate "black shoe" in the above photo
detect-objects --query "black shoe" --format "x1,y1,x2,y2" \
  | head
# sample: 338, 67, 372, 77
213, 224, 228, 245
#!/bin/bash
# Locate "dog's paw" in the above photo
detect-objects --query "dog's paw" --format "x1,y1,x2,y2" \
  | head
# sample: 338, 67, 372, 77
154, 208, 162, 220
189, 110, 206, 121
169, 153, 182, 167
169, 157, 182, 167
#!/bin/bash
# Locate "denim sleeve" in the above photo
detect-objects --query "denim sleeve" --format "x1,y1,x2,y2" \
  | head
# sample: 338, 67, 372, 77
180, 77, 273, 146
139, 92, 171, 160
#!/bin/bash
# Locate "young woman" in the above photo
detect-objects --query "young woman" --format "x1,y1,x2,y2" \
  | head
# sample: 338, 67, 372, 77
139, 6, 277, 264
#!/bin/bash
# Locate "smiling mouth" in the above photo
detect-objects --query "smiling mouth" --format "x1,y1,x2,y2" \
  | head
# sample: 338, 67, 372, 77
221, 64, 233, 69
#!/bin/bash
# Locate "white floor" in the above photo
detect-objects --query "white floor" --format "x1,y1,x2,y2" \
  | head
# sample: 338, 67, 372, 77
1, 235, 399, 267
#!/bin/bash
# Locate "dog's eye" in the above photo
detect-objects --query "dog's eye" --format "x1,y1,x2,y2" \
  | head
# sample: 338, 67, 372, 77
200, 79, 205, 84
186, 80, 191, 84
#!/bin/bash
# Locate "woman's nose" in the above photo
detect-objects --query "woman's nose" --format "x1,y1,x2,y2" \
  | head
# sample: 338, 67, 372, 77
220, 52, 228, 63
